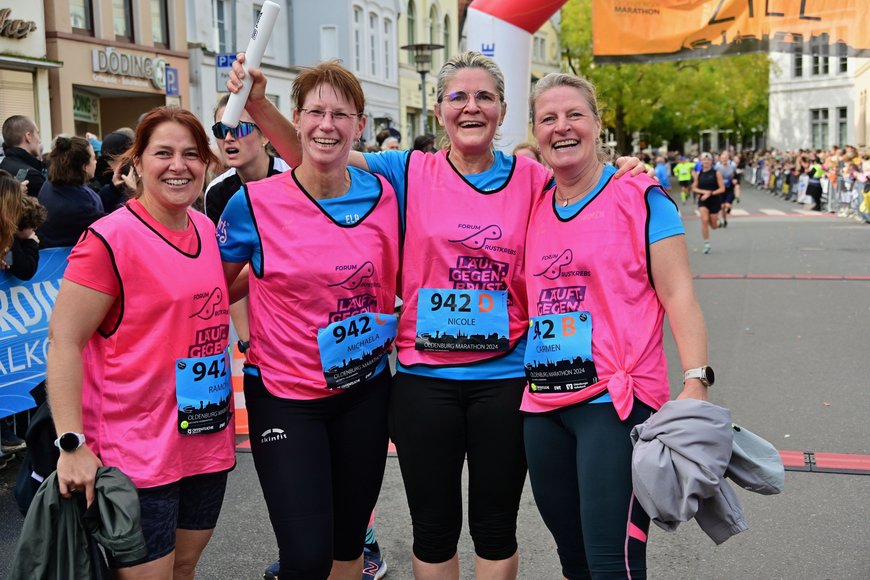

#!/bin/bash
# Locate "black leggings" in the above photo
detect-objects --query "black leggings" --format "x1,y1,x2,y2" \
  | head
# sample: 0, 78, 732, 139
244, 369, 391, 580
389, 372, 527, 563
524, 401, 654, 580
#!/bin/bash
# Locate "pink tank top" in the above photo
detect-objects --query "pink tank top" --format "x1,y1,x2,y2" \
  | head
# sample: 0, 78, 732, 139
81, 204, 235, 488
245, 170, 400, 399
398, 151, 550, 367
521, 174, 670, 418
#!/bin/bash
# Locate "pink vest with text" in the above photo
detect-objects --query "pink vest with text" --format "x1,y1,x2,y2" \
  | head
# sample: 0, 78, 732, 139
521, 174, 670, 417
81, 204, 234, 488
398, 150, 550, 367
245, 170, 400, 399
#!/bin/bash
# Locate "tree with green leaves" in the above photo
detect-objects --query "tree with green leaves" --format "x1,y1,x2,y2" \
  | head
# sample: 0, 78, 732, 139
560, 0, 769, 154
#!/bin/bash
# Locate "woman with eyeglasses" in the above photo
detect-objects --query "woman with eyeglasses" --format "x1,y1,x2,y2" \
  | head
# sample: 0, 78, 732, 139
219, 62, 400, 580
228, 51, 643, 579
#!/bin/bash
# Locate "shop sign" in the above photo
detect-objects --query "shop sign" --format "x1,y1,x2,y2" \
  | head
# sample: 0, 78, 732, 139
0, 8, 37, 39
91, 47, 166, 90
72, 91, 100, 124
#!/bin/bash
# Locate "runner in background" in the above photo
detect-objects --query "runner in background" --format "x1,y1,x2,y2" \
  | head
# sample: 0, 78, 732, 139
716, 151, 737, 227
692, 152, 724, 254
673, 156, 694, 204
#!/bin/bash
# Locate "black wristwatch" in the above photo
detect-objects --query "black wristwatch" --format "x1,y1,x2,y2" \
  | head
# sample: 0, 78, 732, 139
683, 366, 715, 387
237, 339, 250, 354
54, 432, 87, 452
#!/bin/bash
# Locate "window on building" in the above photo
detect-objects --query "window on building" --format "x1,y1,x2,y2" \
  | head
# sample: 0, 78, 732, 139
792, 38, 803, 77
837, 42, 848, 73
429, 6, 441, 70
113, 0, 134, 42
214, 0, 234, 53
370, 12, 379, 77
406, 1, 416, 47
70, 0, 94, 35
321, 25, 339, 61
810, 108, 829, 149
384, 19, 393, 80
837, 107, 848, 146
811, 42, 829, 75
151, 0, 169, 47
353, 6, 363, 73
443, 15, 451, 60
533, 35, 547, 62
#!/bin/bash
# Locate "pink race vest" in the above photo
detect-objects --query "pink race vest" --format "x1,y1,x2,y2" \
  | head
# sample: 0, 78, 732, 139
245, 170, 400, 399
521, 174, 670, 418
81, 204, 234, 488
398, 150, 550, 367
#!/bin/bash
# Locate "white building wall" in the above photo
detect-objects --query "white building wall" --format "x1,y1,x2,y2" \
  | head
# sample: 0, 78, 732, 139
769, 51, 870, 150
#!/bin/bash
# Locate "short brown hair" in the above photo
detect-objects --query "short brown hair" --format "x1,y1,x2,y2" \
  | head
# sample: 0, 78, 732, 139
119, 106, 218, 173
292, 61, 365, 114
47, 136, 92, 186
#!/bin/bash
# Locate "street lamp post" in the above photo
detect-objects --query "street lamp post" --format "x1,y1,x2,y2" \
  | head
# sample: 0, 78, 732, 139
401, 43, 443, 137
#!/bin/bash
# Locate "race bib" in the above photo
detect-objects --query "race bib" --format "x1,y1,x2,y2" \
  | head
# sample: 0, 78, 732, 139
317, 312, 397, 389
524, 312, 598, 394
415, 288, 509, 352
176, 349, 232, 434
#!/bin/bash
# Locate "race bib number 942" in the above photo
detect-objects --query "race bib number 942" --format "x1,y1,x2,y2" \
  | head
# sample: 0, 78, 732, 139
176, 349, 232, 434
317, 312, 397, 389
524, 312, 598, 393
415, 288, 509, 352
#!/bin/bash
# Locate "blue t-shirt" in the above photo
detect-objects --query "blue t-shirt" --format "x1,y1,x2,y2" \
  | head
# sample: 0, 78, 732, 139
552, 164, 684, 403
218, 166, 384, 275
364, 149, 529, 380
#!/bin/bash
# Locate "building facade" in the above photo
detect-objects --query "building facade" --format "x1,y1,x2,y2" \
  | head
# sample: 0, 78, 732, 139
769, 45, 870, 150
43, 0, 191, 138
0, 3, 57, 151
399, 0, 457, 144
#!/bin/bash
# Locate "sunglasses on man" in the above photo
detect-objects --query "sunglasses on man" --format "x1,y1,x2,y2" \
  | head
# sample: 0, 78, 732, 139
211, 121, 258, 140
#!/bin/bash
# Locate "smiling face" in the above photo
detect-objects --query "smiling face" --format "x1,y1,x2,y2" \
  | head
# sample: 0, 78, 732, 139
134, 121, 207, 211
292, 83, 365, 172
701, 155, 714, 170
532, 85, 601, 176
434, 67, 505, 156
213, 107, 267, 170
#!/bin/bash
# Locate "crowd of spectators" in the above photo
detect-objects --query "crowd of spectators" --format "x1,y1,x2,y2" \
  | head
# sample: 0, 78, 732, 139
741, 146, 870, 222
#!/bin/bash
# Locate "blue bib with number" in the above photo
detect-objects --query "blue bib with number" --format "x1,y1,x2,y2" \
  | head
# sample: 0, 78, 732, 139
524, 312, 598, 393
176, 349, 232, 434
415, 288, 509, 352
317, 312, 397, 389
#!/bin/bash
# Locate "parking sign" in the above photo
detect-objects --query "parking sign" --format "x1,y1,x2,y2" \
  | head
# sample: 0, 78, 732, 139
165, 66, 179, 96
216, 53, 237, 92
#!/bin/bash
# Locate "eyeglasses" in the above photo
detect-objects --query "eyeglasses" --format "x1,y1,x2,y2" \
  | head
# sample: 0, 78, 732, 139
442, 90, 500, 110
211, 121, 258, 140
298, 109, 362, 123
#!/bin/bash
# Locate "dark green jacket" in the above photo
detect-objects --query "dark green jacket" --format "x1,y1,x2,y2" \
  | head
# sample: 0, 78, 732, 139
10, 467, 147, 579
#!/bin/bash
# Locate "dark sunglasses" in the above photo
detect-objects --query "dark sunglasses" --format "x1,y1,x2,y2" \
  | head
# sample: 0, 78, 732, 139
211, 121, 258, 140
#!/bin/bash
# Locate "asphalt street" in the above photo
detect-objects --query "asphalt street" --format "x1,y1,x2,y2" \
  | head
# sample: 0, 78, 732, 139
1, 181, 868, 579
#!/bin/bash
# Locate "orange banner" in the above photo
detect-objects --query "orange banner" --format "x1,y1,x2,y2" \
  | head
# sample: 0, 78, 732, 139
592, 0, 870, 62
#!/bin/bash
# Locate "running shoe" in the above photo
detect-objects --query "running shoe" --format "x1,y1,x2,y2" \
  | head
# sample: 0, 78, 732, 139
703, 241, 711, 254
1, 430, 26, 454
263, 559, 280, 580
362, 547, 388, 580
722, 217, 728, 228
0, 451, 10, 471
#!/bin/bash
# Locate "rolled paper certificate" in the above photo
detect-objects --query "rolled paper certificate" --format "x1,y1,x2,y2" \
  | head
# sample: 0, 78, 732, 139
221, 0, 281, 127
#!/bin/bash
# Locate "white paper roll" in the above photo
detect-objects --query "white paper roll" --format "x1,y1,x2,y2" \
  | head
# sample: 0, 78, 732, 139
221, 1, 281, 127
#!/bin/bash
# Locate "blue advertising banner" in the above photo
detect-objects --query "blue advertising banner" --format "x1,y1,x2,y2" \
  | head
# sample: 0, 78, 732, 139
0, 247, 71, 419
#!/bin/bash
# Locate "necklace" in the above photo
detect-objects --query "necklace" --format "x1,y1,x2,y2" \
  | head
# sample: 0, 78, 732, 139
555, 188, 580, 207
554, 163, 605, 207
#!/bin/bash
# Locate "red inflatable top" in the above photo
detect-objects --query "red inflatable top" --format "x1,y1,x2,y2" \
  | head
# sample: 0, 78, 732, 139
468, 0, 567, 34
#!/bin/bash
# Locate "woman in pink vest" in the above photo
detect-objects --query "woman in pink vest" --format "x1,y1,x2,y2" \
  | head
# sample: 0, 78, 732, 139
219, 62, 400, 580
48, 107, 235, 578
524, 72, 714, 579
227, 52, 644, 579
